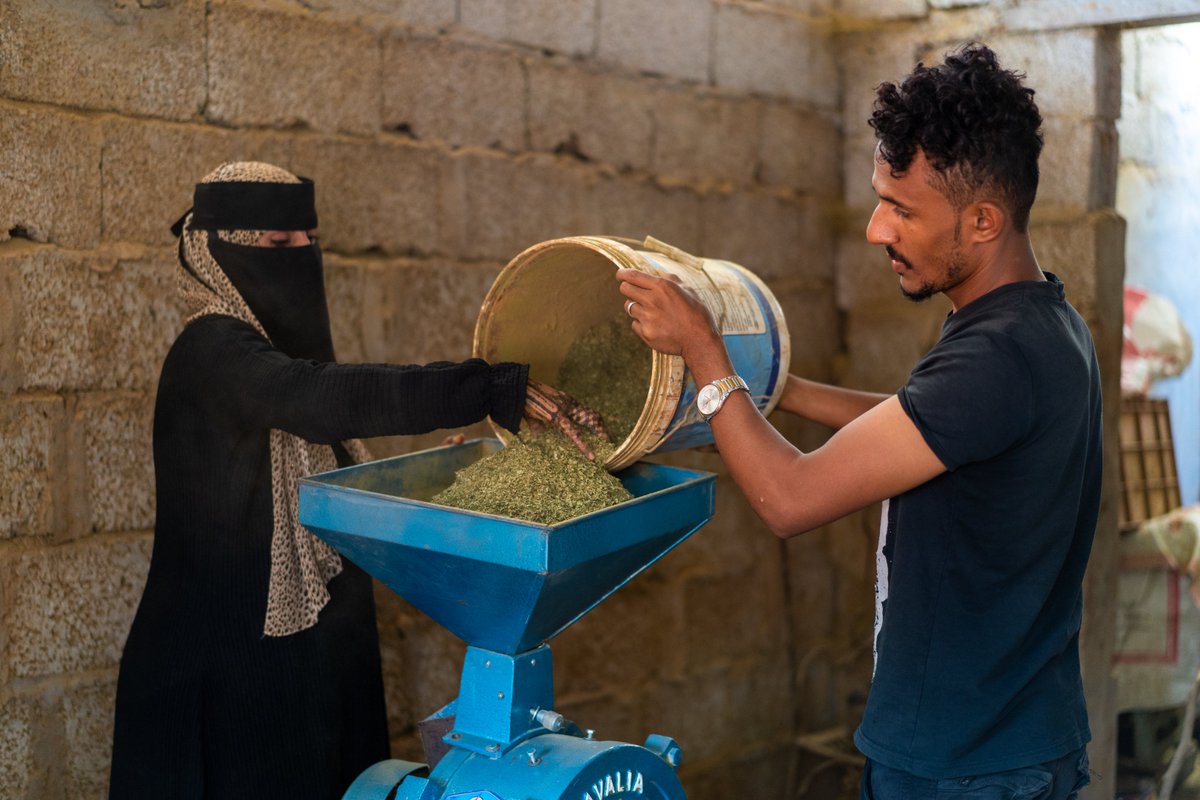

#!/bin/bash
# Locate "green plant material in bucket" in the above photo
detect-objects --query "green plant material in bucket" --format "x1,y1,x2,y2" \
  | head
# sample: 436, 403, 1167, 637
432, 316, 649, 524
431, 430, 631, 524
555, 316, 651, 443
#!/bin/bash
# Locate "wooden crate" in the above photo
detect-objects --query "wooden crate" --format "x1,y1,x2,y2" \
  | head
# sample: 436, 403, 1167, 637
1119, 398, 1182, 531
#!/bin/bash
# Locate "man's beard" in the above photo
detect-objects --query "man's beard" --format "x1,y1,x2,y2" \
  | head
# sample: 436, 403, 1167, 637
888, 245, 966, 303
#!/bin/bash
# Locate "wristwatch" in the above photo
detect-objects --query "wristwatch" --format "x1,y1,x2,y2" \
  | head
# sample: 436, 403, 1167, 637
696, 375, 749, 422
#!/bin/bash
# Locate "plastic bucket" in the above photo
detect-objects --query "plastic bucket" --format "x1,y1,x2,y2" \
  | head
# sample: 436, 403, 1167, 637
473, 236, 791, 471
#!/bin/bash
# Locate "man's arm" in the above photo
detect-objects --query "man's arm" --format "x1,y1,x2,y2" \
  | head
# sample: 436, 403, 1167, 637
617, 268, 945, 537
777, 374, 891, 430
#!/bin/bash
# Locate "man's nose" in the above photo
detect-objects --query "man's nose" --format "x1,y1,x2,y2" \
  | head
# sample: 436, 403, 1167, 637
865, 205, 895, 246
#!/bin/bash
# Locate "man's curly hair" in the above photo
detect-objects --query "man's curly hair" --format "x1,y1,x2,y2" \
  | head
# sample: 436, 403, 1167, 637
870, 43, 1044, 233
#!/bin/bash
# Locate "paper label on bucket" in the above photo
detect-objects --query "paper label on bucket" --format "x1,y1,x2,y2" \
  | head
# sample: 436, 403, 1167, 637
682, 266, 767, 336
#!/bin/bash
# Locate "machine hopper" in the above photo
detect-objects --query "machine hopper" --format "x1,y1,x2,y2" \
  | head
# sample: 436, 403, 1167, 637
299, 439, 715, 655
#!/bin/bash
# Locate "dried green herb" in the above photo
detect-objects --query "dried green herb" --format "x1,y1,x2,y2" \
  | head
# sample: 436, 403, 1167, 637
556, 316, 652, 443
431, 316, 649, 524
431, 429, 632, 524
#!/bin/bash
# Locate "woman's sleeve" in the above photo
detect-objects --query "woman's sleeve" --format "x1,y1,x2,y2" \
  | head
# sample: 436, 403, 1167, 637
181, 316, 528, 443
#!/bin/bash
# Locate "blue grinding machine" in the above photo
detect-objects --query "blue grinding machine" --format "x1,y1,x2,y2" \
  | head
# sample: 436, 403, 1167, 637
298, 439, 716, 800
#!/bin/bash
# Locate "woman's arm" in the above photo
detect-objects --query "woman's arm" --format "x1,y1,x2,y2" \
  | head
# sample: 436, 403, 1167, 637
184, 316, 527, 443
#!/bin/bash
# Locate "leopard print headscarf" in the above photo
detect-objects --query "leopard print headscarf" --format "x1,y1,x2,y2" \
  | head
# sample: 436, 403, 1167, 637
176, 161, 370, 637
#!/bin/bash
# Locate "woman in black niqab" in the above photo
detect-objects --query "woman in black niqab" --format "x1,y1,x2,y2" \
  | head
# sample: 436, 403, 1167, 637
108, 162, 595, 799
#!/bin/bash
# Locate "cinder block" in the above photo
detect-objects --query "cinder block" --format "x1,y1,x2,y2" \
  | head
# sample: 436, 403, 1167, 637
836, 229, 898, 311
382, 35, 526, 151
3, 535, 152, 678
686, 744, 794, 800
843, 132, 879, 212
375, 590, 467, 739
358, 259, 500, 365
839, 33, 924, 148
440, 151, 593, 262
596, 0, 711, 83
0, 260, 13, 393
207, 1, 381, 135
1030, 211, 1125, 316
838, 0, 926, 19
683, 564, 788, 662
305, 0, 457, 28
977, 30, 1103, 118
713, 4, 838, 107
460, 0, 596, 57
822, 510, 878, 588
324, 258, 368, 365
1002, 0, 1194, 34
651, 88, 762, 186
0, 694, 34, 798
759, 0, 835, 11
1038, 116, 1116, 213
784, 531, 838, 641
651, 660, 792, 763
925, 5, 1004, 42
0, 396, 63, 540
554, 692, 644, 745
292, 137, 443, 257
0, 0, 205, 120
102, 118, 294, 247
528, 62, 655, 171
766, 281, 839, 376
75, 393, 155, 534
660, 471, 778, 579
585, 174, 703, 253
6, 248, 182, 392
0, 104, 102, 249
841, 304, 947, 393
699, 191, 832, 281
554, 577, 673, 698
758, 103, 841, 195
63, 678, 118, 799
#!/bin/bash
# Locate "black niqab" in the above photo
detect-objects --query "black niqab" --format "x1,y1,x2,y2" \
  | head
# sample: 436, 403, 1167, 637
209, 236, 336, 363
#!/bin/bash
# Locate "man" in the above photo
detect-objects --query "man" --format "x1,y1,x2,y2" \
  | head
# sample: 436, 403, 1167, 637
617, 44, 1100, 799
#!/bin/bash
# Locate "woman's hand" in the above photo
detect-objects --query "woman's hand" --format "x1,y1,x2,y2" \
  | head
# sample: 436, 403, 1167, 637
523, 379, 610, 460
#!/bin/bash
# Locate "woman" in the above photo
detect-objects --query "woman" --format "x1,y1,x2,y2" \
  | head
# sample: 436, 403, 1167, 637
109, 162, 598, 798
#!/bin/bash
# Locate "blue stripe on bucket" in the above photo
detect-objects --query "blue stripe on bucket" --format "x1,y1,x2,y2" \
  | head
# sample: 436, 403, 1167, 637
655, 267, 786, 452
737, 273, 783, 402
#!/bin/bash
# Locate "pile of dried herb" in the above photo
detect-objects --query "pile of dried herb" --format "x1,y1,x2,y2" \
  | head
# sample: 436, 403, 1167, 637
555, 316, 651, 443
431, 429, 632, 524
430, 316, 649, 524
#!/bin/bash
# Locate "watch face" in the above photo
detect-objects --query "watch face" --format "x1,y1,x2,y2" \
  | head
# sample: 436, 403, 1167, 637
697, 384, 721, 416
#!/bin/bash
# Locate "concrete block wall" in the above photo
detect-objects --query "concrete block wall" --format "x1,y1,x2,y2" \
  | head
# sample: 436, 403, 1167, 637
1, 0, 1154, 796
0, 1, 845, 798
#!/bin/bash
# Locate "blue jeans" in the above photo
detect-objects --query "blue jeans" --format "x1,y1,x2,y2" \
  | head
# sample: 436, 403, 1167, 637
860, 748, 1090, 800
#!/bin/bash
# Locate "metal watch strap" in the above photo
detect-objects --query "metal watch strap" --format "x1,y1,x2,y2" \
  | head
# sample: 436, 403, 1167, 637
701, 375, 749, 422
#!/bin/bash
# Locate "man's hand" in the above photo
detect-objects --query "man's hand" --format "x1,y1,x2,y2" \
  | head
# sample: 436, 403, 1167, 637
523, 379, 610, 460
615, 267, 731, 380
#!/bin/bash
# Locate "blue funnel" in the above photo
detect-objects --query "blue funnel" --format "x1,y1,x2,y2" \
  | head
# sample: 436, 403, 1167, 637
298, 439, 715, 655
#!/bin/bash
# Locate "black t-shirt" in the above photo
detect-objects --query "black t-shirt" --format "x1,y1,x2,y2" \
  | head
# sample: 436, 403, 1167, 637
854, 274, 1103, 778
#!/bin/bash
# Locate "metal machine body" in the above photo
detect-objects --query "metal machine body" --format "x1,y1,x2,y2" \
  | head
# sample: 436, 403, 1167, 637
298, 440, 715, 800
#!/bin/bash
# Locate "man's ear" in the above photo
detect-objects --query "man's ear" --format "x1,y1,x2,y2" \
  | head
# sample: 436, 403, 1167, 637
964, 201, 1005, 244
